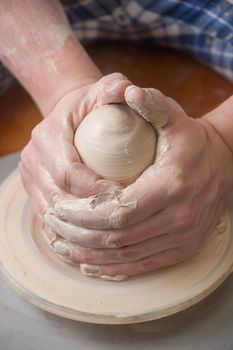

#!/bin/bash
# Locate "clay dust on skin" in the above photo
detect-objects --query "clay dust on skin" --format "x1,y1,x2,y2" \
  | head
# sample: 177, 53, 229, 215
156, 129, 171, 154
0, 3, 73, 78
80, 264, 128, 281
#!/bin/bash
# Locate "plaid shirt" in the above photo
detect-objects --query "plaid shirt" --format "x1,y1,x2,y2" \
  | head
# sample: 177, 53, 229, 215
1, 0, 233, 94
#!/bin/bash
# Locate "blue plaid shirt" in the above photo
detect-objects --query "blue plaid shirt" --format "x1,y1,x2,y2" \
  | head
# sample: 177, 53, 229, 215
1, 0, 233, 94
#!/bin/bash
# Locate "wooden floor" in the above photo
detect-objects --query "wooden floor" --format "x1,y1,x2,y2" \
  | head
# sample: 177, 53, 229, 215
0, 42, 232, 157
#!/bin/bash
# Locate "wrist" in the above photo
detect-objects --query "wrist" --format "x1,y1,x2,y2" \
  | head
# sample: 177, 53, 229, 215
25, 37, 102, 116
203, 95, 233, 155
200, 101, 233, 193
40, 72, 102, 118
0, 0, 102, 116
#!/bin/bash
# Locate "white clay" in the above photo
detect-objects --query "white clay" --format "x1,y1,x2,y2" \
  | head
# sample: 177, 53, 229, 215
0, 172, 233, 324
74, 104, 156, 185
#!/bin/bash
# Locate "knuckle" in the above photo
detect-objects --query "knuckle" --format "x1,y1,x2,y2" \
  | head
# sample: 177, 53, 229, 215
109, 72, 128, 81
145, 89, 167, 110
110, 210, 129, 229
170, 174, 190, 200
148, 88, 164, 99
99, 72, 129, 89
116, 247, 139, 261
103, 232, 124, 248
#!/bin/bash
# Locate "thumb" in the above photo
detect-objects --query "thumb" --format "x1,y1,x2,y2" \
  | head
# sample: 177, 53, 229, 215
124, 85, 187, 130
96, 72, 132, 105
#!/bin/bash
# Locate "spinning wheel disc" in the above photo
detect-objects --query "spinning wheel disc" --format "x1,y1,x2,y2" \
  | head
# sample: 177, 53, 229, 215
0, 170, 233, 324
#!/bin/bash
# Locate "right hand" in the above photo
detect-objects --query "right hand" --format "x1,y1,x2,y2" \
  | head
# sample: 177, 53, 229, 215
42, 86, 233, 278
20, 73, 131, 234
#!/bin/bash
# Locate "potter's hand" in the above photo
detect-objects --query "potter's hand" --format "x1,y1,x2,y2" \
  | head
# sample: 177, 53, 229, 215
20, 73, 131, 219
45, 86, 233, 279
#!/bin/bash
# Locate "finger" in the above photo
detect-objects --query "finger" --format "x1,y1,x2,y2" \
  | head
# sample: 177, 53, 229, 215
80, 201, 227, 280
124, 85, 186, 129
53, 162, 177, 229
29, 122, 122, 198
79, 247, 190, 279
96, 72, 132, 105
43, 210, 107, 247
51, 233, 179, 265
44, 205, 174, 248
54, 200, 225, 269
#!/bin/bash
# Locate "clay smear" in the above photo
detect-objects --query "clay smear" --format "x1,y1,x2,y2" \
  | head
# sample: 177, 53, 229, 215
0, 171, 233, 324
74, 104, 156, 185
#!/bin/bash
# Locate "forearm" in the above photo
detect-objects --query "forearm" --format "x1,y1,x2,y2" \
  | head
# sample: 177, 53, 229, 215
0, 0, 102, 115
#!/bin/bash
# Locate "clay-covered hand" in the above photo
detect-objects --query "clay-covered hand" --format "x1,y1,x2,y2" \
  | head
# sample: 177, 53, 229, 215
20, 73, 131, 225
44, 86, 233, 279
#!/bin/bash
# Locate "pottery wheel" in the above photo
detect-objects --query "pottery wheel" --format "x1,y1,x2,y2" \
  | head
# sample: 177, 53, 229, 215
0, 170, 233, 325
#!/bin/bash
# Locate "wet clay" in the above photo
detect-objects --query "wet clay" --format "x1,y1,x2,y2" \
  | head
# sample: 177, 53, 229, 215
0, 170, 233, 324
74, 104, 156, 185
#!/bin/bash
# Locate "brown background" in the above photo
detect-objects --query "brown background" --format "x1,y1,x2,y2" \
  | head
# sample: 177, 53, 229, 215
0, 42, 232, 157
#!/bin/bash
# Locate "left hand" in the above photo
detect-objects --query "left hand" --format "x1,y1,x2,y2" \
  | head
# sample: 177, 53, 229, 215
44, 86, 233, 280
20, 73, 130, 228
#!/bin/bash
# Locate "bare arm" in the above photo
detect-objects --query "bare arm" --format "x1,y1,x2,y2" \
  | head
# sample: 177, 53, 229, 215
0, 0, 101, 115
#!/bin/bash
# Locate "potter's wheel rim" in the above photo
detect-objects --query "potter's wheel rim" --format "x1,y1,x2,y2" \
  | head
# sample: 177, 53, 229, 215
0, 170, 233, 325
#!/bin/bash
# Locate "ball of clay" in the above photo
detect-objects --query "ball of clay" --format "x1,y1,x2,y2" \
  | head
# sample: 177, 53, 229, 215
74, 104, 156, 185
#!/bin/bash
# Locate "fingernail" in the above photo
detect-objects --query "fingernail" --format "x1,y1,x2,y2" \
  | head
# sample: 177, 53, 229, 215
53, 202, 65, 218
125, 85, 142, 102
53, 241, 71, 259
80, 264, 101, 275
43, 211, 55, 228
